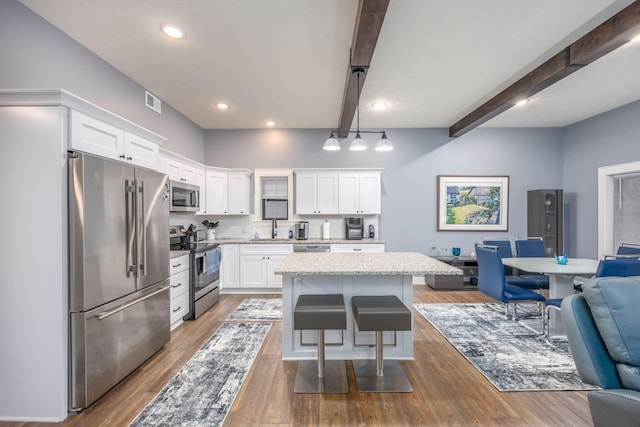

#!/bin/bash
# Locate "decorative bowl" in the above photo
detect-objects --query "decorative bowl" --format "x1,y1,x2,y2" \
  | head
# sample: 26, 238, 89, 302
555, 253, 569, 265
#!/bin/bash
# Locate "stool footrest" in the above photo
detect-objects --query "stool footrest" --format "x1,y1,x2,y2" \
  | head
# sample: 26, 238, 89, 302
353, 360, 413, 393
294, 360, 348, 393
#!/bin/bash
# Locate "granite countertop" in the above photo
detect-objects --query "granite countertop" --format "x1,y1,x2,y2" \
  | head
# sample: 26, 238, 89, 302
274, 252, 462, 276
170, 250, 191, 259
198, 238, 385, 245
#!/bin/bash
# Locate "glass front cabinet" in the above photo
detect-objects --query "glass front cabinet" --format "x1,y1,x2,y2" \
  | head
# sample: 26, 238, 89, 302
527, 189, 563, 256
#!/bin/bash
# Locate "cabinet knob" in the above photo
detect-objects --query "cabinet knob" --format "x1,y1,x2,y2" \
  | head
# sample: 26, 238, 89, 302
119, 154, 125, 159
126, 156, 132, 161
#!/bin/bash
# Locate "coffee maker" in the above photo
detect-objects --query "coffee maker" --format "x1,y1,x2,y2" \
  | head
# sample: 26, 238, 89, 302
345, 218, 364, 240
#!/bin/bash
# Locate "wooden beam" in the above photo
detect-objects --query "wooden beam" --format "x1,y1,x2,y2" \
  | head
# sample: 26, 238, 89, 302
449, 1, 640, 138
336, 0, 389, 138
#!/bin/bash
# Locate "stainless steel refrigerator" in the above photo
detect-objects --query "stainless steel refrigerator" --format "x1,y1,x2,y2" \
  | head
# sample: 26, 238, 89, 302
68, 151, 171, 411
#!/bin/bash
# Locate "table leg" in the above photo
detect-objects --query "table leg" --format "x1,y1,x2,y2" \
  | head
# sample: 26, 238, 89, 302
548, 274, 574, 338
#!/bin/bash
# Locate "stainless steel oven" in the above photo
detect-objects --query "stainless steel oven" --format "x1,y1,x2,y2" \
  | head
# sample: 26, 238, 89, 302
189, 244, 221, 319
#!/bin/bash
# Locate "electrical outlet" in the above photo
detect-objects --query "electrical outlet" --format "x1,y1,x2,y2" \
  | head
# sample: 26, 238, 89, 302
242, 227, 247, 233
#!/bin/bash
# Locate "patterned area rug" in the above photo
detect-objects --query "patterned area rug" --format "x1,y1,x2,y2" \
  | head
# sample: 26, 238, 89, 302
129, 322, 271, 427
414, 303, 596, 392
226, 297, 282, 321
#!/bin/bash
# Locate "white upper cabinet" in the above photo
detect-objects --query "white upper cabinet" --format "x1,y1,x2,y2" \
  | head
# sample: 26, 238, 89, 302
165, 158, 196, 184
227, 172, 250, 214
205, 170, 251, 215
70, 110, 159, 170
205, 170, 228, 214
338, 172, 381, 214
295, 172, 339, 214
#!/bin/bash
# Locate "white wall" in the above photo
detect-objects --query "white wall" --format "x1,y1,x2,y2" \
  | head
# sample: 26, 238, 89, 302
0, 106, 68, 421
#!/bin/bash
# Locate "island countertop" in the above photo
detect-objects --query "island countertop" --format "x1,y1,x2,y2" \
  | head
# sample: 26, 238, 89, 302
274, 252, 462, 276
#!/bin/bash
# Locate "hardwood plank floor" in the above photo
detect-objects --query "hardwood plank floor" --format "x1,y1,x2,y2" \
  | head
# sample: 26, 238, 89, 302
4, 287, 592, 426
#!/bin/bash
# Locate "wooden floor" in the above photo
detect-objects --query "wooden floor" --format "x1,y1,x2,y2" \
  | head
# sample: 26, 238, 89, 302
6, 287, 592, 426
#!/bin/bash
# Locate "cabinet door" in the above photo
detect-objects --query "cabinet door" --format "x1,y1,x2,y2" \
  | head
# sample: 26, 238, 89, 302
181, 164, 197, 185
266, 254, 288, 288
164, 158, 183, 182
358, 173, 381, 214
221, 244, 240, 288
195, 168, 206, 215
338, 173, 359, 214
317, 173, 339, 214
70, 110, 124, 161
239, 255, 266, 288
227, 172, 250, 215
205, 171, 228, 214
295, 173, 318, 214
123, 132, 159, 170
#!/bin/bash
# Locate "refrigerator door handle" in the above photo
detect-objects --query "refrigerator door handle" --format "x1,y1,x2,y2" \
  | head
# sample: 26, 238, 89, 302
140, 180, 147, 276
96, 284, 170, 320
125, 180, 137, 277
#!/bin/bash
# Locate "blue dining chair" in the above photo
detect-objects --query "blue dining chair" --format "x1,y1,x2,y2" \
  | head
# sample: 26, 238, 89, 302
616, 242, 640, 256
483, 238, 544, 292
475, 243, 545, 321
595, 256, 640, 277
514, 237, 550, 289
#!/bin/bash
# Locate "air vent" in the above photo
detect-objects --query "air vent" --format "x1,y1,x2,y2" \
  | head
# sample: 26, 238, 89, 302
145, 90, 162, 114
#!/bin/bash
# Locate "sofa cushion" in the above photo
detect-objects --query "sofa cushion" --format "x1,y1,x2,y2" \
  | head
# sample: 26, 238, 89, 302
583, 276, 640, 391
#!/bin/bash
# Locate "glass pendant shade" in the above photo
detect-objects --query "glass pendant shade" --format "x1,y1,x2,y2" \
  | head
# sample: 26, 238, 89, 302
375, 132, 393, 151
349, 133, 367, 151
323, 133, 341, 151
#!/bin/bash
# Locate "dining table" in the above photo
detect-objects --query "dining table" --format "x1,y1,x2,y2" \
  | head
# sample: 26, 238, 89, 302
502, 257, 599, 337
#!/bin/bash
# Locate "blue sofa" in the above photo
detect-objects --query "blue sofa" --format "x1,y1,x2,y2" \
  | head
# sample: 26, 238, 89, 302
562, 276, 640, 427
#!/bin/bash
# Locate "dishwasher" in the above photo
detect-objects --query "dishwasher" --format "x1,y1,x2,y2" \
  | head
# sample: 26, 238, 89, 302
294, 244, 330, 253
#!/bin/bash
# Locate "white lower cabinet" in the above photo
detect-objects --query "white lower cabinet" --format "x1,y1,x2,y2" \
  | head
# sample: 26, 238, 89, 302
238, 244, 293, 290
221, 244, 240, 289
330, 243, 385, 253
169, 254, 190, 330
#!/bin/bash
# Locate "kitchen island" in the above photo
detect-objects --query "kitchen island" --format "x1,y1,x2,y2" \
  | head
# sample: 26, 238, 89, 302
275, 252, 461, 360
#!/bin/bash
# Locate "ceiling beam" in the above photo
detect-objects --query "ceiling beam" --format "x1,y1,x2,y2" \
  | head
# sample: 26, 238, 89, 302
449, 1, 640, 138
336, 0, 390, 138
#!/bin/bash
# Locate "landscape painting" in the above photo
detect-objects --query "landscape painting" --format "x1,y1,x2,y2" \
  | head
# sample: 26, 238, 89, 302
437, 175, 509, 231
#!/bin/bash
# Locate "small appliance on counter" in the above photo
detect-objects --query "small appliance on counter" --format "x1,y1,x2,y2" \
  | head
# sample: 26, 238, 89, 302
345, 217, 364, 240
295, 221, 309, 240
369, 224, 375, 239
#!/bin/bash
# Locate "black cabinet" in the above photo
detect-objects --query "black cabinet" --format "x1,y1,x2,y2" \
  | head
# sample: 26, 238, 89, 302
527, 189, 563, 256
426, 256, 478, 290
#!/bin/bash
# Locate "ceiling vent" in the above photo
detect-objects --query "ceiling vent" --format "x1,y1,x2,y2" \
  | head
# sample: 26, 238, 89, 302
145, 90, 162, 114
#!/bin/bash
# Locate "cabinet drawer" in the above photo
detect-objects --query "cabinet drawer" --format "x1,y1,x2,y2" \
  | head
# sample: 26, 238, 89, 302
170, 269, 190, 299
170, 255, 190, 275
240, 244, 293, 255
170, 291, 190, 327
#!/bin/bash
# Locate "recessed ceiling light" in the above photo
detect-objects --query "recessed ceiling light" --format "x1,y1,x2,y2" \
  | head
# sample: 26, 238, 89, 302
515, 99, 529, 107
265, 121, 276, 127
216, 103, 228, 110
160, 23, 185, 39
632, 34, 640, 42
372, 101, 387, 110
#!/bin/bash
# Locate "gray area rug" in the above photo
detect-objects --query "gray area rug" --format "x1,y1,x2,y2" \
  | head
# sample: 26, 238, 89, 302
414, 303, 596, 392
129, 322, 271, 427
226, 297, 282, 321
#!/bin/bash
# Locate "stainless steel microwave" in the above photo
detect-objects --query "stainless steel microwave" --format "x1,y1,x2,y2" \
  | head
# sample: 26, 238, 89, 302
169, 180, 200, 212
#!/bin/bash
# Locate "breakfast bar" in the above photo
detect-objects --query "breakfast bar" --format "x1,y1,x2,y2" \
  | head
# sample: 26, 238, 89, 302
275, 252, 461, 361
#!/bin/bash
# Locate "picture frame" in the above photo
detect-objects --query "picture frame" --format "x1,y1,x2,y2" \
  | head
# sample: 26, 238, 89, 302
437, 175, 509, 231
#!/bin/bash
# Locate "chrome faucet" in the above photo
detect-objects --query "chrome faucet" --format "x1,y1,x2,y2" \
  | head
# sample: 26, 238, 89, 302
271, 218, 278, 239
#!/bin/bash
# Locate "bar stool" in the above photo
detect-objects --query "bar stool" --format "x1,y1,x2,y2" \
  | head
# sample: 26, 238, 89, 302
293, 294, 348, 393
351, 295, 412, 392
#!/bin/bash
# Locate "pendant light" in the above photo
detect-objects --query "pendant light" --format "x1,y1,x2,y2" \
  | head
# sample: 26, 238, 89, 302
323, 68, 393, 152
349, 69, 367, 151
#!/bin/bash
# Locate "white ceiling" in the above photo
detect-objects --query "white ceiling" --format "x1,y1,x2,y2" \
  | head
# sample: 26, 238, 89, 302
20, 0, 640, 131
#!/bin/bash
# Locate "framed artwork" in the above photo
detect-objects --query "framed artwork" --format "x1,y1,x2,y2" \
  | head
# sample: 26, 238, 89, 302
437, 175, 509, 231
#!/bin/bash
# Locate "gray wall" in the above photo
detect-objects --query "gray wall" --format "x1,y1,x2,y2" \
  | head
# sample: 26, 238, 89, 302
562, 99, 640, 258
0, 0, 204, 161
205, 127, 564, 255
